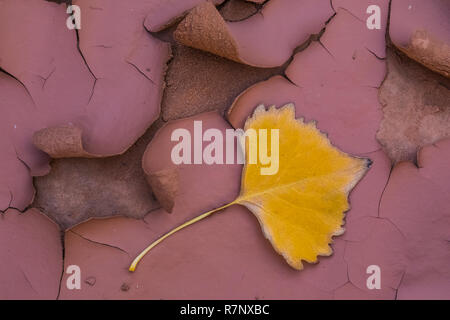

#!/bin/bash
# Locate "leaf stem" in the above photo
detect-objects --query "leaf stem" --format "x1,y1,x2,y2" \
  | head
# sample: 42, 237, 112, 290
129, 201, 237, 272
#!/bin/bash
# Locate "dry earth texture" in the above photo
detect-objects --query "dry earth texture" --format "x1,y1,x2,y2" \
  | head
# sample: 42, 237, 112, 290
0, 0, 449, 299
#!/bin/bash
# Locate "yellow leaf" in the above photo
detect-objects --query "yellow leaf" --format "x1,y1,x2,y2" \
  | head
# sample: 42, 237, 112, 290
129, 104, 370, 271
235, 104, 369, 269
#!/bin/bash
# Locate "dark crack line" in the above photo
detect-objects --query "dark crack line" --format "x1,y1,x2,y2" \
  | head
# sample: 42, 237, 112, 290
376, 216, 407, 239
88, 78, 98, 104
280, 73, 300, 88
140, 205, 164, 226
69, 230, 130, 256
75, 29, 98, 81
337, 7, 365, 24
330, 0, 336, 13
13, 146, 33, 174
0, 191, 13, 215
377, 163, 394, 218
216, 0, 231, 11
126, 60, 155, 84
220, 0, 261, 23
332, 280, 351, 298
318, 40, 335, 60
277, 9, 337, 86
366, 47, 386, 61
20, 268, 38, 295
92, 44, 113, 49
0, 205, 29, 215
0, 67, 36, 107
7, 190, 13, 210
315, 12, 337, 61
289, 11, 336, 66
394, 270, 406, 300
342, 242, 351, 281
386, 0, 393, 44
258, 0, 271, 9
56, 231, 65, 300
74, 29, 99, 107
37, 67, 56, 91
331, 245, 351, 297
11, 147, 43, 214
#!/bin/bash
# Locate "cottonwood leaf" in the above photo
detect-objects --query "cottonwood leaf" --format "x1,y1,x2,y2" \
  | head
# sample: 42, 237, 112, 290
234, 104, 370, 269
130, 104, 370, 271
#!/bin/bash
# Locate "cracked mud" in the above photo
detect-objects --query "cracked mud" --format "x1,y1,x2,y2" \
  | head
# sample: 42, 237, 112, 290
0, 0, 449, 300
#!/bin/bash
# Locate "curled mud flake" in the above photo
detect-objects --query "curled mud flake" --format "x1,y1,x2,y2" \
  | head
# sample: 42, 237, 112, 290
33, 122, 163, 230
144, 0, 226, 32
224, 5, 394, 244
174, 0, 334, 67
404, 30, 450, 78
142, 112, 242, 214
33, 125, 96, 159
174, 2, 241, 64
227, 4, 389, 154
377, 49, 450, 163
390, 0, 450, 78
2, 0, 448, 301
146, 169, 179, 214
161, 43, 283, 121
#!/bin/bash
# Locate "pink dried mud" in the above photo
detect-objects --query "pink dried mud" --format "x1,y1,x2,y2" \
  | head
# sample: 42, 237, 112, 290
142, 112, 242, 213
0, 0, 226, 211
228, 2, 389, 155
379, 139, 450, 299
389, 0, 450, 78
49, 0, 450, 297
2, 0, 450, 300
174, 0, 335, 67
58, 1, 402, 299
32, 26, 283, 227
58, 133, 450, 299
0, 208, 62, 299
31, 1, 282, 228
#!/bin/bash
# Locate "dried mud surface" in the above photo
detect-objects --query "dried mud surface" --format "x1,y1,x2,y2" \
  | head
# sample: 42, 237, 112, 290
33, 121, 164, 230
1, 0, 449, 300
33, 25, 284, 228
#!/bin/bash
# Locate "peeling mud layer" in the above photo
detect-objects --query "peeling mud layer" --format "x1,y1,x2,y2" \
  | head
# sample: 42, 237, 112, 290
377, 48, 450, 163
389, 0, 450, 78
1, 0, 449, 300
161, 43, 284, 121
33, 121, 164, 229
